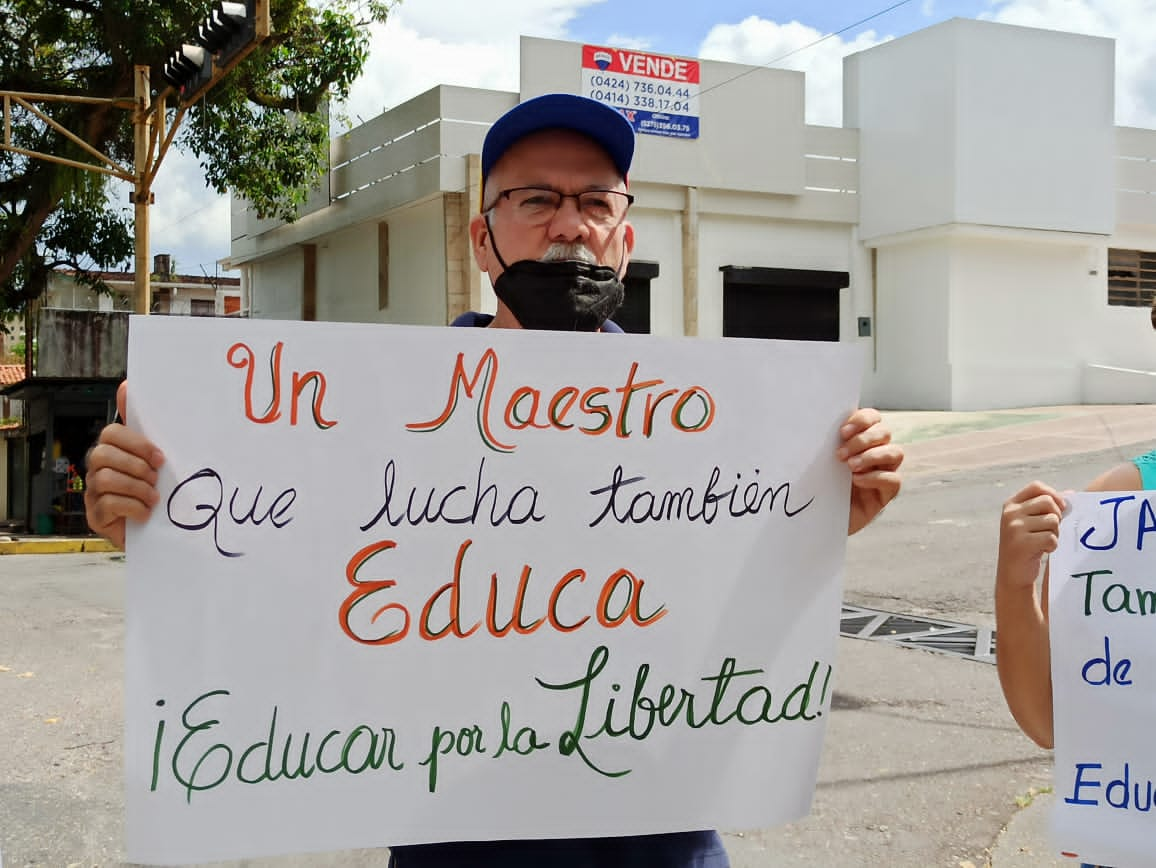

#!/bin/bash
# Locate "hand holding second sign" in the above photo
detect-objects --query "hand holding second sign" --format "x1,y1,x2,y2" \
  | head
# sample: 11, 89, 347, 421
85, 382, 164, 550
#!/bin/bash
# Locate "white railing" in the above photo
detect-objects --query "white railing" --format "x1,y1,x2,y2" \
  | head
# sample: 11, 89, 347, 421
1116, 126, 1156, 226
232, 96, 865, 244
803, 125, 859, 194
231, 86, 515, 241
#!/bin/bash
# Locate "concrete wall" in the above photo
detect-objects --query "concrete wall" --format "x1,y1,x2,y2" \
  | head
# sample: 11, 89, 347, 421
35, 311, 128, 379
1091, 225, 1156, 375
626, 203, 684, 336
948, 234, 1097, 409
952, 21, 1114, 234
381, 199, 450, 326
845, 26, 958, 240
520, 37, 806, 196
851, 18, 1122, 409
849, 18, 1115, 241
696, 216, 854, 339
250, 197, 450, 327
871, 230, 1104, 409
872, 239, 952, 409
315, 222, 379, 324
250, 248, 305, 321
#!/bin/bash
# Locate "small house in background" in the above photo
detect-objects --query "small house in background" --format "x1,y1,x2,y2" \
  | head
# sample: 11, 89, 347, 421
46, 253, 242, 317
0, 255, 242, 535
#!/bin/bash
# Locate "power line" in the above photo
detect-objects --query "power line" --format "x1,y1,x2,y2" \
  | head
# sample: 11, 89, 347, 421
769, 0, 918, 66
150, 193, 227, 236
697, 0, 919, 100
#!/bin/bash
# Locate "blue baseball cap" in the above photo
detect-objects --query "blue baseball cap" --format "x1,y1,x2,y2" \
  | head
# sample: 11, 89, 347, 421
481, 93, 635, 184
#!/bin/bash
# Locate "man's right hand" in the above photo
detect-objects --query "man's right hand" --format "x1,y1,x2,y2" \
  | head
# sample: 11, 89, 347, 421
84, 382, 164, 549
996, 480, 1066, 590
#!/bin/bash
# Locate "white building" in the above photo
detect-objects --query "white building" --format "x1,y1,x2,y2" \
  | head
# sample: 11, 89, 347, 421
45, 255, 242, 317
224, 18, 1156, 410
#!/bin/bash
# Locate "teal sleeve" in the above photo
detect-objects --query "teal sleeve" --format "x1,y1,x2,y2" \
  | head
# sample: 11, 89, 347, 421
1133, 449, 1156, 491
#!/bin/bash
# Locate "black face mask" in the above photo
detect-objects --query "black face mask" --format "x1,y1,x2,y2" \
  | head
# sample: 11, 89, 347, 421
486, 216, 626, 332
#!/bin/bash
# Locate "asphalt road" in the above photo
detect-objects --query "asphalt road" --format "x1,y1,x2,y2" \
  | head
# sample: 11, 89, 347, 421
0, 440, 1149, 868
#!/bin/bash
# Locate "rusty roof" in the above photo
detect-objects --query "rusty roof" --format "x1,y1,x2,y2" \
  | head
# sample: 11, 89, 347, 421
54, 268, 239, 287
0, 364, 25, 386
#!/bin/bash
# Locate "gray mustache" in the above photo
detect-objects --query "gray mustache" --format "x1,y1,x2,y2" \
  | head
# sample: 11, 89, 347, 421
540, 243, 597, 263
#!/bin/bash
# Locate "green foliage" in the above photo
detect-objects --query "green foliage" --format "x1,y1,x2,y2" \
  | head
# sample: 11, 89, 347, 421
0, 0, 392, 315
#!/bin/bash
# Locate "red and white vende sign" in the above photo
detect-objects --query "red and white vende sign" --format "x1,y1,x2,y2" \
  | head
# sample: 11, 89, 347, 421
582, 45, 700, 84
581, 45, 701, 140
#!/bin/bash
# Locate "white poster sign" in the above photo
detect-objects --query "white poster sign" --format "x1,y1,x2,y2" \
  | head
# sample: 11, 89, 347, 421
124, 316, 862, 865
1050, 491, 1156, 867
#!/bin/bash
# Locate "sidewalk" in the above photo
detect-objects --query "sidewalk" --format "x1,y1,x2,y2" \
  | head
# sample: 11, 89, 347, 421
989, 789, 1067, 868
888, 402, 1156, 475
0, 534, 118, 555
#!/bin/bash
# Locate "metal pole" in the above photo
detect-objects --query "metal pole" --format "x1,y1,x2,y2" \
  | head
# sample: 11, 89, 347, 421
133, 65, 153, 315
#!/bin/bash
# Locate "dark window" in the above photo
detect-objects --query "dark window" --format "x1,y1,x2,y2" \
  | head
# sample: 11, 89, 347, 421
1108, 248, 1156, 307
720, 266, 847, 342
615, 261, 659, 334
189, 299, 216, 317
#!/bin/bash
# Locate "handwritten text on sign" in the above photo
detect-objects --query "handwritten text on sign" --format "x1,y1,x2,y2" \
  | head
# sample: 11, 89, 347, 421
1050, 492, 1156, 867
124, 318, 861, 865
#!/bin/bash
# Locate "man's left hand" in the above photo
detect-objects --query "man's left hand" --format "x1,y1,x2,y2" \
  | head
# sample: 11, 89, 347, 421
836, 407, 903, 535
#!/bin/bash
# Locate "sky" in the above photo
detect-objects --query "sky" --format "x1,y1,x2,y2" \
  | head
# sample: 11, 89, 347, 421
129, 0, 1156, 281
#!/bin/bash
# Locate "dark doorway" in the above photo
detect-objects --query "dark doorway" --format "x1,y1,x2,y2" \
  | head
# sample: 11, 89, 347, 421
7, 438, 25, 523
720, 266, 848, 341
615, 261, 659, 334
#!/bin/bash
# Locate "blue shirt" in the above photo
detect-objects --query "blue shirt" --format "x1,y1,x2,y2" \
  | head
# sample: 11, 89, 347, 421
388, 311, 730, 868
449, 310, 625, 332
1133, 447, 1156, 490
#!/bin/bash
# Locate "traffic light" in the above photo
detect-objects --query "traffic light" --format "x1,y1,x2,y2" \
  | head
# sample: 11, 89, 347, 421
197, 1, 257, 66
160, 43, 212, 99
160, 0, 265, 104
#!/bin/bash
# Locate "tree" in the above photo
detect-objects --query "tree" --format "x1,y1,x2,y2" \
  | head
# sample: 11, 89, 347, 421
0, 0, 390, 318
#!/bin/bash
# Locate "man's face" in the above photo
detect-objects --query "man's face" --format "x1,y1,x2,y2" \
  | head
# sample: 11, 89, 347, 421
469, 128, 635, 285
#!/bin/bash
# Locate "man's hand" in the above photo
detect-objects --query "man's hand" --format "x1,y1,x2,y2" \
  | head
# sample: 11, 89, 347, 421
997, 481, 1066, 590
84, 382, 164, 550
837, 407, 903, 535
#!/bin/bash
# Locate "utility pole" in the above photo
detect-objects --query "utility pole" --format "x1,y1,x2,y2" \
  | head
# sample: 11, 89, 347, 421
133, 66, 154, 316
0, 0, 270, 314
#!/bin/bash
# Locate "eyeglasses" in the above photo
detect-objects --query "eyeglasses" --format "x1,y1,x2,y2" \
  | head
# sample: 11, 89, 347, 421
491, 186, 634, 227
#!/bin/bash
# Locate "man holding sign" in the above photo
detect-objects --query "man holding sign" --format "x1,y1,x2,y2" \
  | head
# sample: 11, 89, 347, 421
85, 94, 903, 867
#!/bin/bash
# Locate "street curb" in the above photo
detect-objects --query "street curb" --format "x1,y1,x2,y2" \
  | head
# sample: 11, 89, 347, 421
989, 790, 1066, 868
0, 538, 119, 555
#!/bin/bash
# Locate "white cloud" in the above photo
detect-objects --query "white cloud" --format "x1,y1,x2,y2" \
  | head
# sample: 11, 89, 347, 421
983, 0, 1156, 127
107, 149, 232, 278
389, 0, 600, 45
338, 19, 519, 127
699, 1, 1156, 129
601, 33, 653, 51
697, 16, 887, 125
147, 150, 233, 277
339, 0, 604, 126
